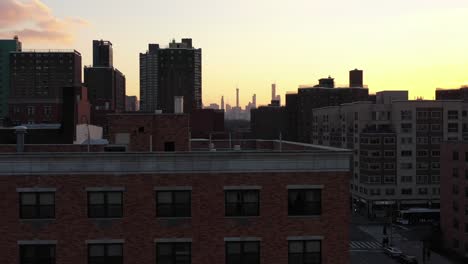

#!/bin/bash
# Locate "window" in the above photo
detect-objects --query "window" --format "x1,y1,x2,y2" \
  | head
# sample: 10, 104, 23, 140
417, 150, 428, 157
20, 244, 55, 264
453, 168, 459, 178
384, 163, 395, 170
156, 191, 191, 217
88, 244, 123, 264
385, 189, 395, 195
225, 190, 259, 217
400, 137, 413, 144
19, 192, 55, 219
416, 137, 428, 144
370, 138, 380, 144
418, 188, 428, 195
401, 189, 412, 195
448, 110, 458, 120
453, 218, 459, 229
401, 150, 412, 157
384, 151, 395, 157
288, 189, 321, 216
401, 110, 412, 120
26, 106, 35, 115
430, 124, 441, 131
43, 106, 52, 115
88, 191, 123, 218
289, 240, 321, 264
448, 123, 459, 133
431, 151, 440, 157
156, 242, 191, 264
453, 185, 459, 195
431, 137, 441, 144
453, 151, 459, 161
226, 242, 260, 264
384, 137, 395, 144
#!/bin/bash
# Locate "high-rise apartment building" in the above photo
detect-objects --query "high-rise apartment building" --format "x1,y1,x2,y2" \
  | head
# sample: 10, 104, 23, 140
84, 40, 126, 126
93, 40, 113, 67
0, 36, 21, 119
311, 91, 468, 217
140, 39, 202, 113
8, 50, 82, 124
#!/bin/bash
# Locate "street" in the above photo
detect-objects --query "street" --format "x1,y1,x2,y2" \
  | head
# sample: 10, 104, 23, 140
350, 212, 458, 264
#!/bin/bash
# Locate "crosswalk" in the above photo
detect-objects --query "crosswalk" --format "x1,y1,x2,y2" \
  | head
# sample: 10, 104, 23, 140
350, 241, 382, 251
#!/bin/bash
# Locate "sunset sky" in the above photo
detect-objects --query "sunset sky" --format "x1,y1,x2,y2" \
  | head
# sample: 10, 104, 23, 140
1, 0, 467, 107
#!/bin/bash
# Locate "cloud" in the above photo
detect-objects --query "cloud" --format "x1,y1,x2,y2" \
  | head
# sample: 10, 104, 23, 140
0, 0, 89, 44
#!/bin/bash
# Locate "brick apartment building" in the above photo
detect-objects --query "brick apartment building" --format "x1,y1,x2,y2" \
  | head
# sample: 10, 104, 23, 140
8, 50, 82, 124
0, 142, 351, 264
440, 141, 468, 260
311, 91, 468, 217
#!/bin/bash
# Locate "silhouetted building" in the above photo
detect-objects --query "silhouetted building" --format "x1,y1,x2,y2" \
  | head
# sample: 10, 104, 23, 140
0, 36, 21, 119
436, 86, 468, 102
349, 69, 363, 87
0, 86, 91, 144
93, 40, 113, 67
140, 39, 202, 113
84, 40, 126, 127
190, 109, 225, 138
251, 105, 287, 140
317, 76, 334, 88
8, 50, 82, 124
125, 96, 139, 111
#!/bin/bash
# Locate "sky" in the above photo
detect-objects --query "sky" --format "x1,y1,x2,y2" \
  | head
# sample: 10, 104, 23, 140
0, 0, 467, 107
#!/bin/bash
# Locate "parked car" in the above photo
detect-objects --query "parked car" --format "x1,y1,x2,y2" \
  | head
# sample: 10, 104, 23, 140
383, 246, 403, 257
397, 254, 418, 264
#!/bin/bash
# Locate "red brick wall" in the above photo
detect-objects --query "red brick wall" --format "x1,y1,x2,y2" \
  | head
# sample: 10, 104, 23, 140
0, 171, 349, 264
107, 114, 190, 152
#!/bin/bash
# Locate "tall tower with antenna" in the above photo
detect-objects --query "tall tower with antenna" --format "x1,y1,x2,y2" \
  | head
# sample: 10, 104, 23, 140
221, 96, 225, 110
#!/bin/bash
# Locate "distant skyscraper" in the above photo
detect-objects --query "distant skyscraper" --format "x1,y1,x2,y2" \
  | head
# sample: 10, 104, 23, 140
252, 94, 257, 108
140, 39, 202, 113
272, 84, 276, 102
0, 36, 21, 119
221, 96, 225, 110
236, 88, 239, 108
93, 40, 113, 67
349, 69, 363, 87
125, 95, 139, 111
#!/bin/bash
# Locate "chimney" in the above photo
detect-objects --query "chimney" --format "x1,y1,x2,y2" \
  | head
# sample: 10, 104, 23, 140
14, 126, 27, 153
174, 96, 184, 113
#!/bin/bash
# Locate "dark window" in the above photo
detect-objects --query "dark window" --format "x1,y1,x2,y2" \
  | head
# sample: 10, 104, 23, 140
88, 244, 123, 264
225, 190, 260, 216
19, 192, 55, 219
453, 168, 459, 178
20, 244, 55, 264
164, 141, 175, 152
156, 191, 191, 217
453, 151, 459, 160
288, 240, 321, 264
88, 191, 123, 218
156, 242, 191, 264
226, 241, 260, 264
288, 189, 321, 216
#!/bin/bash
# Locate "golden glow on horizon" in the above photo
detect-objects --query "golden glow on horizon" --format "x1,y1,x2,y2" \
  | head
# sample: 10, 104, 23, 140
2, 0, 468, 106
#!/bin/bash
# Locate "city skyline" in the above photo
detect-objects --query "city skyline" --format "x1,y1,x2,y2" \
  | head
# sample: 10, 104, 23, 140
1, 0, 467, 106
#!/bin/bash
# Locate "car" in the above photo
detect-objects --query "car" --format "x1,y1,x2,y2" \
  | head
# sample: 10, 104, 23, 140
383, 246, 403, 257
397, 254, 418, 264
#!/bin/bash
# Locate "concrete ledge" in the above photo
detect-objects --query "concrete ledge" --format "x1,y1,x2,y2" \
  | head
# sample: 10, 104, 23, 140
224, 186, 262, 190
0, 151, 351, 175
287, 236, 323, 240
86, 239, 124, 244
18, 240, 57, 245
224, 237, 262, 242
154, 238, 192, 243
17, 188, 56, 192
154, 186, 192, 191
85, 187, 125, 192
287, 185, 324, 189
